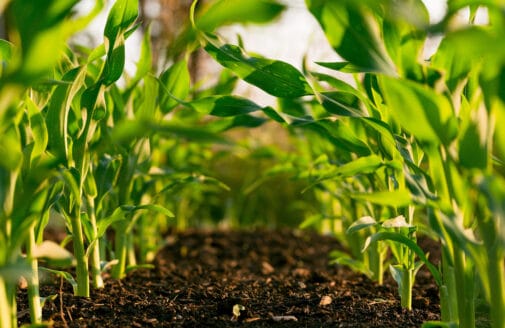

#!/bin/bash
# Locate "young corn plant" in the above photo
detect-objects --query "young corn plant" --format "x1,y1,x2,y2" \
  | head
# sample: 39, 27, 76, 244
201, 1, 505, 326
0, 0, 94, 326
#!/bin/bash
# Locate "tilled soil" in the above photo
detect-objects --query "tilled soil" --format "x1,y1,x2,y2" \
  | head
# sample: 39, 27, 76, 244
17, 229, 441, 327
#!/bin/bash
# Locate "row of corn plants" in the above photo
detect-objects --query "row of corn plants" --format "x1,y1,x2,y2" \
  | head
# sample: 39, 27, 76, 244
3, 0, 505, 326
0, 0, 292, 326
191, 0, 505, 327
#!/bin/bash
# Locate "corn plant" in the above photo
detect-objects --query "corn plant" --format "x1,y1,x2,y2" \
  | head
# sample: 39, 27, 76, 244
0, 1, 96, 326
200, 1, 505, 327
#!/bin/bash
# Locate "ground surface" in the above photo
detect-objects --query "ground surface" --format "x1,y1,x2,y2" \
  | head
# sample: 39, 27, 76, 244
17, 229, 441, 327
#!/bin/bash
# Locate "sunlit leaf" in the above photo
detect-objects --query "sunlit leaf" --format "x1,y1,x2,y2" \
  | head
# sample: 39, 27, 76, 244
306, 0, 396, 74
205, 40, 313, 98
320, 91, 367, 117
362, 231, 442, 286
26, 98, 48, 160
111, 119, 229, 144
32, 240, 74, 267
379, 76, 457, 145
196, 0, 285, 31
137, 75, 158, 119
158, 60, 190, 113
189, 95, 263, 117
103, 0, 138, 47
8, 0, 77, 81
133, 24, 152, 83
351, 189, 412, 207
0, 125, 22, 170
347, 216, 377, 234
102, 41, 125, 85
382, 215, 411, 228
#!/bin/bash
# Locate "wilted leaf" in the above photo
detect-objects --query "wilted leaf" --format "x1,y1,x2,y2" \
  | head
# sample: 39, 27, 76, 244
382, 215, 411, 228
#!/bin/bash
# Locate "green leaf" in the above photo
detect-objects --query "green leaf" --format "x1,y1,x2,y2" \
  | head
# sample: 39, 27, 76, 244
329, 250, 373, 277
421, 321, 458, 328
458, 105, 489, 169
32, 240, 74, 267
389, 264, 406, 293
306, 0, 396, 74
133, 24, 152, 83
134, 204, 174, 217
111, 119, 229, 144
26, 98, 48, 160
379, 76, 457, 145
158, 60, 191, 113
137, 74, 158, 119
362, 231, 442, 286
320, 91, 367, 117
189, 95, 263, 117
207, 114, 268, 132
360, 118, 398, 160
196, 0, 285, 31
102, 42, 126, 85
262, 106, 286, 123
97, 207, 128, 238
205, 40, 313, 98
382, 0, 428, 78
8, 0, 78, 82
347, 216, 377, 234
311, 120, 371, 156
0, 125, 22, 170
315, 61, 368, 73
0, 39, 13, 72
319, 155, 383, 181
351, 189, 412, 207
46, 67, 86, 161
103, 0, 138, 47
60, 168, 81, 201
40, 267, 78, 295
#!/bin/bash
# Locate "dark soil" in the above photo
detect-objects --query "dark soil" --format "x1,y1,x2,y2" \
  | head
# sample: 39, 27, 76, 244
17, 229, 441, 327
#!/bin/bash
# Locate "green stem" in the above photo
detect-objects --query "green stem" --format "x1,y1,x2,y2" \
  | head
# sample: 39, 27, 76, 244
68, 209, 89, 297
453, 248, 475, 328
400, 268, 413, 310
111, 222, 127, 279
26, 227, 42, 324
487, 254, 505, 328
87, 197, 103, 289
439, 285, 452, 323
367, 244, 384, 285
441, 248, 458, 323
0, 275, 15, 328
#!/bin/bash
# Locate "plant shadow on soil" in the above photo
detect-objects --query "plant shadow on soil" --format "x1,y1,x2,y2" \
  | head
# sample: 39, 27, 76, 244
17, 229, 442, 327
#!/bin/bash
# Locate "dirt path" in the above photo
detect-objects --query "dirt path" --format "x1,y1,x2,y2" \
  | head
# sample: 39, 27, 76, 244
17, 229, 440, 327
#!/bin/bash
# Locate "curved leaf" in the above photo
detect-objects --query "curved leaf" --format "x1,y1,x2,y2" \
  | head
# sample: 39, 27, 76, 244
196, 0, 285, 31
351, 189, 412, 207
362, 231, 442, 286
205, 40, 313, 98
347, 216, 377, 234
306, 0, 396, 74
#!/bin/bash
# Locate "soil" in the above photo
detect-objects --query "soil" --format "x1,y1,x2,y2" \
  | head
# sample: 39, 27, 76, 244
17, 229, 441, 327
